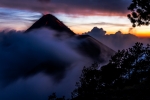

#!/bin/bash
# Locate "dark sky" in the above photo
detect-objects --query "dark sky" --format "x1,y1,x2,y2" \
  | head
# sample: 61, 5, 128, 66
0, 0, 131, 15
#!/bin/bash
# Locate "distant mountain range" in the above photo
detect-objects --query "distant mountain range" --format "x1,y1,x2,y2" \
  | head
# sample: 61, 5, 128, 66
26, 14, 115, 63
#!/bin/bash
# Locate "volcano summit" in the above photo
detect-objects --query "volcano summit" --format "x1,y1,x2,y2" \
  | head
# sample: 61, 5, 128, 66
26, 14, 75, 36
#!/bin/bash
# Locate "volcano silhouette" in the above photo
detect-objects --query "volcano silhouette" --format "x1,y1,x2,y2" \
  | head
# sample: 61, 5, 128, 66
26, 14, 75, 36
26, 14, 115, 63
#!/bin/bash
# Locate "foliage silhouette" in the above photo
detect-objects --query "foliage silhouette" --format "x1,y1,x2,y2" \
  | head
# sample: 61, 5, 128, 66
127, 0, 150, 27
48, 93, 67, 100
49, 42, 150, 100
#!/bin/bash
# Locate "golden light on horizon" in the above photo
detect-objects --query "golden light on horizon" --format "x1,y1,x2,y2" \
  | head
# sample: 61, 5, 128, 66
71, 25, 150, 38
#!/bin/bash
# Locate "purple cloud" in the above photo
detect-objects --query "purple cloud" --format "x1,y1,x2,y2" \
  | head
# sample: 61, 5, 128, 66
0, 0, 131, 15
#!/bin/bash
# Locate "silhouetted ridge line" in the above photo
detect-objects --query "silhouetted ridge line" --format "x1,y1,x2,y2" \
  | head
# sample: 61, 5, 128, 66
75, 34, 116, 62
77, 35, 115, 52
26, 14, 75, 36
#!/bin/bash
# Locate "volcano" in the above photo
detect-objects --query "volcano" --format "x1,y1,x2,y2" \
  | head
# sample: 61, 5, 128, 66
26, 14, 75, 36
26, 14, 115, 63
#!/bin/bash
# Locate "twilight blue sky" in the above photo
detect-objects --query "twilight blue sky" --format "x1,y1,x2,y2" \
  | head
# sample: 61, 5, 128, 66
0, 0, 150, 37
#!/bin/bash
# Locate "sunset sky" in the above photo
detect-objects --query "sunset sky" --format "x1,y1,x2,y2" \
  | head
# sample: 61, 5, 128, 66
0, 0, 150, 37
1, 1, 150, 100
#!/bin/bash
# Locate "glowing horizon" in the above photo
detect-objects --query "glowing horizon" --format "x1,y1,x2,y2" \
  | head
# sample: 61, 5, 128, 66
0, 7, 150, 38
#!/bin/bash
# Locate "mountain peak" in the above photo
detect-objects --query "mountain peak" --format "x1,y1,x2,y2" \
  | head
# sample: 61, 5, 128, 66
26, 14, 75, 36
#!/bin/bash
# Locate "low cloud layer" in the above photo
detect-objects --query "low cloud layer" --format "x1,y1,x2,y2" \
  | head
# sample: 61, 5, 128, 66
87, 27, 150, 51
0, 0, 131, 15
0, 29, 85, 100
1, 25, 148, 100
0, 29, 80, 85
0, 28, 114, 100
